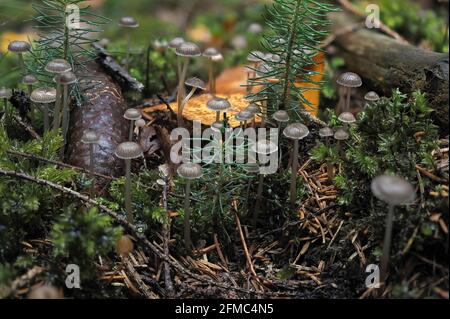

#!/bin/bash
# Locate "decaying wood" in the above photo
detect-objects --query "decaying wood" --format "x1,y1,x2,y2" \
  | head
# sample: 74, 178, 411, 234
330, 12, 449, 131
92, 43, 144, 93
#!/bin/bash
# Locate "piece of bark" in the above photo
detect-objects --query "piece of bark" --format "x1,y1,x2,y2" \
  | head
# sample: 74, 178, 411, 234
330, 12, 449, 131
92, 42, 144, 93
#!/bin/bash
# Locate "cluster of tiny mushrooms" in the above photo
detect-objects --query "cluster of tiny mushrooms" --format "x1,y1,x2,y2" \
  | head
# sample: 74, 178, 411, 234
2, 18, 417, 272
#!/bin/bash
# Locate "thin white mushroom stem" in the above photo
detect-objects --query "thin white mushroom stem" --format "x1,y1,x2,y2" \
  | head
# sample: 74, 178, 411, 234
380, 204, 395, 281
88, 143, 96, 198
60, 84, 70, 156
345, 87, 352, 112
183, 180, 193, 253
124, 158, 133, 223
125, 31, 131, 71
179, 87, 197, 124
290, 139, 299, 207
208, 59, 214, 94
177, 58, 190, 126
43, 103, 49, 132
18, 53, 26, 74
261, 100, 267, 128
129, 120, 135, 141
52, 81, 63, 131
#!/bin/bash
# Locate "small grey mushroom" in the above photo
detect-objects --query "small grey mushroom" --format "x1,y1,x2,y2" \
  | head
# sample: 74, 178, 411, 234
168, 37, 185, 50
81, 130, 100, 197
134, 118, 146, 140
206, 97, 231, 122
22, 74, 38, 96
338, 111, 356, 129
0, 87, 12, 119
211, 121, 224, 132
246, 50, 265, 80
248, 23, 263, 34
175, 42, 201, 114
203, 47, 222, 94
56, 72, 77, 154
119, 16, 139, 70
250, 140, 278, 224
334, 128, 349, 154
319, 127, 336, 181
364, 91, 380, 104
178, 77, 206, 126
371, 175, 416, 281
124, 108, 142, 141
30, 87, 57, 132
283, 123, 310, 208
177, 163, 203, 253
8, 40, 31, 74
115, 142, 143, 223
337, 72, 362, 112
45, 59, 72, 131
235, 109, 254, 129
272, 110, 290, 138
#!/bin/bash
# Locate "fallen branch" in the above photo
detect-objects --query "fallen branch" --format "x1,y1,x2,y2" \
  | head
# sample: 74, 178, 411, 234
7, 150, 115, 181
12, 115, 41, 140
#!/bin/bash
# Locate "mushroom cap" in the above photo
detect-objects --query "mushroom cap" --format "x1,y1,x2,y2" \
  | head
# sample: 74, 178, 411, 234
45, 59, 72, 74
168, 37, 185, 49
247, 50, 265, 63
0, 87, 12, 99
175, 42, 201, 57
272, 110, 290, 123
123, 108, 142, 121
81, 130, 100, 144
251, 140, 278, 155
246, 103, 261, 114
337, 72, 362, 88
30, 87, 57, 103
364, 91, 380, 102
158, 163, 171, 177
273, 37, 287, 45
256, 63, 274, 78
206, 97, 231, 112
244, 163, 260, 173
211, 121, 224, 132
115, 142, 143, 159
248, 23, 263, 34
338, 112, 356, 124
185, 77, 206, 90
235, 110, 254, 122
135, 119, 146, 128
266, 53, 282, 63
334, 128, 349, 141
22, 74, 38, 85
283, 123, 310, 140
56, 71, 77, 85
119, 16, 139, 28
116, 235, 134, 257
98, 38, 110, 48
177, 163, 203, 180
231, 35, 247, 50
319, 127, 334, 138
203, 47, 220, 58
371, 175, 416, 205
7, 40, 31, 53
